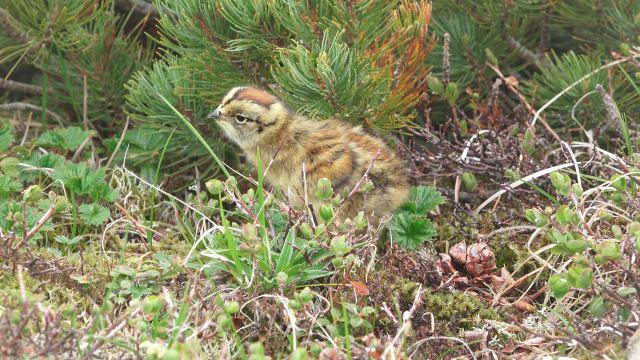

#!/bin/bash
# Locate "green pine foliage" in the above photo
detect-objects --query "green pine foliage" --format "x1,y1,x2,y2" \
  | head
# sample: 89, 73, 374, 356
426, 0, 640, 126
125, 0, 434, 174
0, 0, 152, 131
520, 51, 637, 127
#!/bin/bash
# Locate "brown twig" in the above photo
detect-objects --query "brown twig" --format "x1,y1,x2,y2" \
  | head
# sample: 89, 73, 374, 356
486, 63, 561, 143
0, 102, 64, 126
0, 78, 43, 95
79, 308, 141, 360
113, 202, 150, 250
12, 205, 56, 250
382, 284, 425, 357
508, 37, 544, 70
342, 149, 381, 203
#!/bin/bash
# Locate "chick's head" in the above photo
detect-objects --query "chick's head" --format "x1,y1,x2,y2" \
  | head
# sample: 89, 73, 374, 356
208, 86, 292, 150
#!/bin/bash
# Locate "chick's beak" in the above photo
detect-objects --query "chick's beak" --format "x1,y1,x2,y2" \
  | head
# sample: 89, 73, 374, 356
207, 106, 221, 120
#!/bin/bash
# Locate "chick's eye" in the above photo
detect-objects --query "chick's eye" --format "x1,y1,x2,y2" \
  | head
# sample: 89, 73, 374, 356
234, 115, 251, 124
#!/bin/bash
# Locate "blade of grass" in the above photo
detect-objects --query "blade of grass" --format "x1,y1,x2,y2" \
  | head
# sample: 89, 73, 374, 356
168, 288, 191, 348
342, 300, 352, 360
522, 180, 560, 205
619, 113, 633, 158
255, 147, 272, 275
618, 65, 637, 156
146, 129, 176, 244
40, 50, 49, 127
156, 93, 230, 177
219, 195, 245, 285
619, 64, 640, 98
57, 47, 81, 120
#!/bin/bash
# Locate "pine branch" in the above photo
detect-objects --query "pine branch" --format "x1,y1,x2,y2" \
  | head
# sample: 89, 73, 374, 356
0, 78, 43, 95
0, 8, 29, 44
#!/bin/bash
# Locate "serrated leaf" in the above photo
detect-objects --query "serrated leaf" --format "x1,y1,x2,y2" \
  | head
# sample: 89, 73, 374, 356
129, 284, 155, 299
55, 235, 83, 245
79, 203, 110, 226
36, 127, 92, 151
0, 157, 20, 177
0, 175, 21, 200
51, 163, 109, 195
400, 186, 445, 214
155, 252, 173, 271
0, 121, 14, 151
388, 212, 436, 250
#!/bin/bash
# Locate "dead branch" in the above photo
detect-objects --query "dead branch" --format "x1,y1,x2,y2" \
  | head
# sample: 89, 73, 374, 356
13, 204, 56, 250
508, 36, 544, 70
0, 78, 43, 95
0, 102, 64, 125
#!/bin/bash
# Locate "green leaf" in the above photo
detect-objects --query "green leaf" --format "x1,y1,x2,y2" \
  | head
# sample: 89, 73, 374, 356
330, 235, 350, 256
315, 178, 334, 200
595, 240, 621, 263
79, 203, 110, 226
555, 205, 579, 225
547, 228, 567, 244
275, 229, 295, 273
617, 287, 637, 297
51, 163, 109, 195
0, 121, 14, 151
523, 129, 536, 156
610, 174, 627, 192
299, 267, 333, 283
550, 172, 571, 197
89, 182, 116, 202
525, 209, 548, 228
35, 127, 92, 151
588, 296, 610, 317
549, 274, 570, 298
0, 175, 21, 200
566, 266, 592, 289
445, 82, 460, 105
349, 316, 364, 328
54, 235, 83, 245
461, 172, 477, 192
400, 186, 445, 214
0, 157, 20, 177
388, 212, 436, 250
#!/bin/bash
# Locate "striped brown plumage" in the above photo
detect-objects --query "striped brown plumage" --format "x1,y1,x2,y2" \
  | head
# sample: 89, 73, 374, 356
208, 86, 409, 223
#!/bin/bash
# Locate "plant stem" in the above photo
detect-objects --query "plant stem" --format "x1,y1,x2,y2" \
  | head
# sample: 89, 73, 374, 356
13, 205, 56, 250
342, 300, 352, 360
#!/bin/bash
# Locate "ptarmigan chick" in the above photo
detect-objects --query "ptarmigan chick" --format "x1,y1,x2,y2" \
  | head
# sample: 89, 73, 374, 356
208, 86, 408, 223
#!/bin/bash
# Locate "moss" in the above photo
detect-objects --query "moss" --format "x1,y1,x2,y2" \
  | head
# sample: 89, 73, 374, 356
422, 291, 499, 331
394, 280, 500, 335
0, 268, 88, 312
